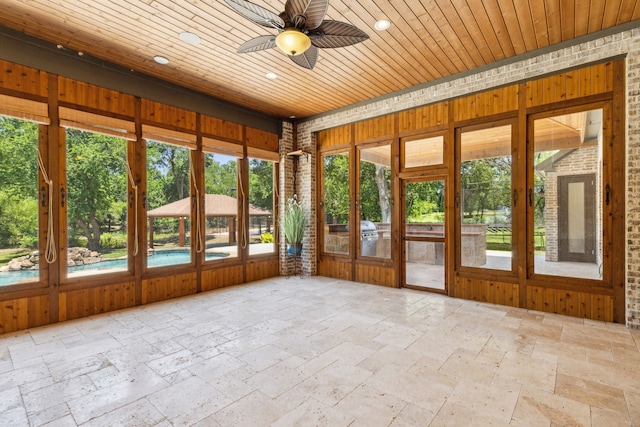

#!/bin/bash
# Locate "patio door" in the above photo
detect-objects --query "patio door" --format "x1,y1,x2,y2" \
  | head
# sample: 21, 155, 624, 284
402, 178, 446, 292
558, 174, 596, 263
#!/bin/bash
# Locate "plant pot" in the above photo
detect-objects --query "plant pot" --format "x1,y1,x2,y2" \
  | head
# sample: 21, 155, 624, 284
287, 243, 303, 255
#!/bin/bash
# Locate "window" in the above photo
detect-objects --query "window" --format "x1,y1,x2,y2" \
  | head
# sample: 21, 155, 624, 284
65, 128, 128, 278
203, 149, 240, 261
146, 140, 192, 268
0, 116, 40, 287
403, 135, 444, 168
459, 123, 513, 271
358, 144, 391, 258
322, 151, 350, 255
248, 156, 276, 255
532, 108, 604, 280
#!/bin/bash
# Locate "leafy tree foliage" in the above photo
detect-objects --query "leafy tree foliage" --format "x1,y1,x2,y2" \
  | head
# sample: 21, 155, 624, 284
0, 117, 39, 248
460, 156, 511, 224
66, 129, 127, 250
204, 153, 237, 196
323, 153, 349, 224
248, 159, 273, 210
405, 181, 445, 222
359, 161, 391, 223
146, 141, 190, 209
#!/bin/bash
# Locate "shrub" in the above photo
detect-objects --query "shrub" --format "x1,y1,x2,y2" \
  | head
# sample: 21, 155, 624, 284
260, 232, 274, 243
100, 232, 127, 249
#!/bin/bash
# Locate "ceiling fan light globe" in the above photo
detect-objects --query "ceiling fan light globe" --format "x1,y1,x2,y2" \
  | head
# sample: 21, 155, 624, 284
275, 28, 311, 56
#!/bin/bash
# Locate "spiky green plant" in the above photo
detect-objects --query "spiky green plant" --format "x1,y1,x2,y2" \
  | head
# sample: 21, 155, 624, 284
283, 195, 307, 244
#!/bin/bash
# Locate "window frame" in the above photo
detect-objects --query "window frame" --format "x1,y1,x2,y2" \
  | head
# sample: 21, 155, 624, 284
455, 117, 519, 278
356, 141, 393, 262
526, 101, 613, 288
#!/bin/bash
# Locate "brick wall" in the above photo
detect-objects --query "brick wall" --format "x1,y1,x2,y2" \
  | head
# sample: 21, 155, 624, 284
543, 147, 600, 263
289, 27, 640, 328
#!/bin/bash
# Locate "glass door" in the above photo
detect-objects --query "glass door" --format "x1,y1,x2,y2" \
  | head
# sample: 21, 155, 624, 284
403, 178, 446, 291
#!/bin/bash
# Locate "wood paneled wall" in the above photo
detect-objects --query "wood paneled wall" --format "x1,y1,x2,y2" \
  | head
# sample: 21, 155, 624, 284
398, 102, 448, 134
453, 84, 519, 121
453, 277, 519, 307
317, 125, 351, 149
142, 273, 197, 305
0, 61, 48, 98
0, 58, 281, 335
0, 295, 49, 334
59, 282, 136, 321
318, 258, 353, 281
58, 77, 135, 116
526, 62, 614, 108
201, 265, 244, 291
526, 285, 613, 321
317, 59, 624, 323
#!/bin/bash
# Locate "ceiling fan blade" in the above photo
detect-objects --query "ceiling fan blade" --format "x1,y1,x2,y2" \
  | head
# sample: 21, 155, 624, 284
289, 45, 319, 69
237, 35, 277, 53
224, 0, 284, 30
285, 0, 328, 30
311, 20, 369, 48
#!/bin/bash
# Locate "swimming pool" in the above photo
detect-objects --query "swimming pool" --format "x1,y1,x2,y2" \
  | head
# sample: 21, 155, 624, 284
0, 249, 228, 286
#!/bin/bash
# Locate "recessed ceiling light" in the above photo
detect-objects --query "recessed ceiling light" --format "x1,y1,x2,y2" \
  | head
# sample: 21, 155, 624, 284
374, 19, 391, 31
153, 55, 169, 65
265, 72, 278, 79
179, 31, 201, 45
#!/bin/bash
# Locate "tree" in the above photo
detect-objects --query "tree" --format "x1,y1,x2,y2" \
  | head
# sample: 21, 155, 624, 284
204, 153, 237, 196
0, 117, 39, 248
359, 160, 391, 223
66, 129, 127, 251
323, 153, 349, 223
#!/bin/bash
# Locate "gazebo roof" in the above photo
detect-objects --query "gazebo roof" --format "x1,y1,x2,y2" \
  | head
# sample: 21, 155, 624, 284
147, 194, 271, 217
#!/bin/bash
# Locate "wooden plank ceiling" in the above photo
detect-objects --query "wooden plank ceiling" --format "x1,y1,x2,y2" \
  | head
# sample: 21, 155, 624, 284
1, 1, 638, 119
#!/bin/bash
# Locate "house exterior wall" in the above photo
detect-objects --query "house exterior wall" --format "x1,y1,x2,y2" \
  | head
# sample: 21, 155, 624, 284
544, 147, 601, 263
294, 27, 640, 328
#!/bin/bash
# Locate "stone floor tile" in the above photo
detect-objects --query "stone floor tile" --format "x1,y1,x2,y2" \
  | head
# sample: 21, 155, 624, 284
0, 386, 24, 418
146, 348, 201, 377
188, 352, 246, 383
334, 383, 407, 427
48, 353, 112, 382
590, 406, 633, 426
27, 403, 71, 427
79, 398, 165, 427
365, 364, 452, 414
289, 361, 373, 407
555, 373, 628, 414
245, 358, 307, 399
509, 384, 591, 426
272, 397, 353, 426
440, 378, 520, 424
495, 350, 557, 393
239, 344, 292, 371
0, 276, 637, 425
66, 364, 167, 424
388, 402, 437, 426
437, 348, 499, 386
23, 375, 96, 417
205, 390, 284, 426
39, 414, 77, 427
625, 389, 640, 424
147, 376, 231, 426
0, 360, 51, 392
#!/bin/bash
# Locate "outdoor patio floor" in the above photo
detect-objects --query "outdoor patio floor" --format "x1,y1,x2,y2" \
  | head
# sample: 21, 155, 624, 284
0, 276, 638, 426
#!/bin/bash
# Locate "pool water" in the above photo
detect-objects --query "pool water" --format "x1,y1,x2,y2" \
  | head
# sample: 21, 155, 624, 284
0, 250, 227, 286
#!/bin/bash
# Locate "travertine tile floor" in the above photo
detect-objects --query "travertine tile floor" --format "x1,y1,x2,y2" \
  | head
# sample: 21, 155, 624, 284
1, 276, 639, 426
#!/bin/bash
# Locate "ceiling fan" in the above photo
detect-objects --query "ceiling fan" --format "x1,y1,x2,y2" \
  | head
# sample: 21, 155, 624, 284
224, 0, 369, 70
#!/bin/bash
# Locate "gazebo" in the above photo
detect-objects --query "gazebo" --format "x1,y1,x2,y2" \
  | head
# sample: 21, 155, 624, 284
147, 194, 272, 248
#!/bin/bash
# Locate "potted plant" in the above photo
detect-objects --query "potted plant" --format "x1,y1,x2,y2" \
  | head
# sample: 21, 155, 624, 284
283, 195, 307, 255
